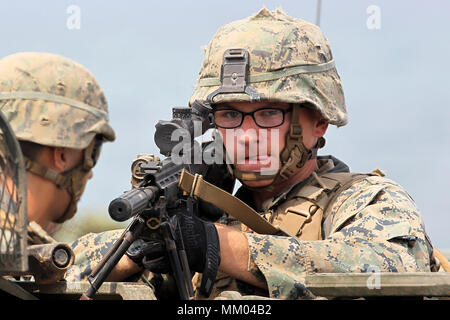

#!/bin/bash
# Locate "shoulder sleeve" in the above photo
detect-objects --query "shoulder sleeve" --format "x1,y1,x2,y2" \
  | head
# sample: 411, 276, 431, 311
244, 176, 433, 299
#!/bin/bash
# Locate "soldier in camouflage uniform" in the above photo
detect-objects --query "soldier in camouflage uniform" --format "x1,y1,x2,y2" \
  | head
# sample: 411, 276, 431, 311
0, 52, 115, 245
71, 8, 440, 299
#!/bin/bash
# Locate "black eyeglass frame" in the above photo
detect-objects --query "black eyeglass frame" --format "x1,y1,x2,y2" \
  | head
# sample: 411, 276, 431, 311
213, 106, 293, 129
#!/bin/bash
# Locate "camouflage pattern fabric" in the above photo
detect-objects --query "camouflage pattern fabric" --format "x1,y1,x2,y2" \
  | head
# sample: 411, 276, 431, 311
244, 174, 433, 299
0, 52, 115, 149
189, 7, 347, 127
66, 157, 434, 300
65, 229, 123, 282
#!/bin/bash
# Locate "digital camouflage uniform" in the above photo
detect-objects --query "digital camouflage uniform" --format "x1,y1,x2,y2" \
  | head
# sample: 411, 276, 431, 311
65, 229, 124, 282
68, 8, 437, 299
238, 156, 435, 299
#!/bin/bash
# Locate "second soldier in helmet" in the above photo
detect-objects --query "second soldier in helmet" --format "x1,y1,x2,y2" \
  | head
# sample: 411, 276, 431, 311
0, 52, 115, 244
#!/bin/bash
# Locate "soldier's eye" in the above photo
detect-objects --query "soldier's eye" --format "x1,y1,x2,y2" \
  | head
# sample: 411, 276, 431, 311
259, 109, 280, 117
223, 110, 240, 119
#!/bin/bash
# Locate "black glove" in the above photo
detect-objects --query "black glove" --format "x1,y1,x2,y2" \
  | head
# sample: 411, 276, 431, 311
126, 213, 220, 295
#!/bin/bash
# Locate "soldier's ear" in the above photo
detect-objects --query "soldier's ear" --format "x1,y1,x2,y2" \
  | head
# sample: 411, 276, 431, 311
314, 119, 328, 138
52, 147, 84, 173
302, 106, 328, 138
52, 147, 69, 172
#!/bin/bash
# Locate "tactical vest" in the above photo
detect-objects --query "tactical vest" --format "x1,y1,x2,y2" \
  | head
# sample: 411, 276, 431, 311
254, 170, 385, 240
260, 170, 447, 273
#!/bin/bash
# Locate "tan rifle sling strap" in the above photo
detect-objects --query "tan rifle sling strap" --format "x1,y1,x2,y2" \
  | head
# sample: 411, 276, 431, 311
178, 169, 284, 236
433, 248, 450, 272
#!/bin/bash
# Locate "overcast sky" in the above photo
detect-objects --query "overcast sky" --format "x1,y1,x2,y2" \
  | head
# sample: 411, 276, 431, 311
1, 0, 449, 248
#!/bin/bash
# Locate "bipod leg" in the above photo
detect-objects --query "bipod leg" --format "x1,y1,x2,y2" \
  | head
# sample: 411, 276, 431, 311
81, 222, 145, 300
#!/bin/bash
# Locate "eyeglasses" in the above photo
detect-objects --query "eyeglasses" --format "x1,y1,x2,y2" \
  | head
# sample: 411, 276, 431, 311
213, 107, 292, 129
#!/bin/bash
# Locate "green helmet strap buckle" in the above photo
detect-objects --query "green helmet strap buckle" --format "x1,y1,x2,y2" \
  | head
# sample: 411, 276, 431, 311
206, 48, 263, 103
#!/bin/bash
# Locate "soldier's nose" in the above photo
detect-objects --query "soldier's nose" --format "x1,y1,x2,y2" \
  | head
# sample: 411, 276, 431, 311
241, 113, 257, 130
238, 128, 258, 145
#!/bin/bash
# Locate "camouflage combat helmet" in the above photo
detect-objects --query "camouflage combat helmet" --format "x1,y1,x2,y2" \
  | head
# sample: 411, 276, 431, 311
189, 8, 347, 186
0, 52, 115, 148
0, 52, 116, 222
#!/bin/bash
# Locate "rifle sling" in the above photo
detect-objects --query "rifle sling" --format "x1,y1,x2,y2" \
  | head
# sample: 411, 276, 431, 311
433, 248, 450, 272
178, 169, 285, 236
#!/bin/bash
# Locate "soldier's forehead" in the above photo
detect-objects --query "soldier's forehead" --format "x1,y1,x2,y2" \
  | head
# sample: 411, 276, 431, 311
215, 101, 291, 110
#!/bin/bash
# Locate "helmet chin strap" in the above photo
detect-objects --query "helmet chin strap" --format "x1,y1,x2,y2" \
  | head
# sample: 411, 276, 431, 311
225, 104, 326, 191
22, 140, 97, 223
23, 158, 90, 223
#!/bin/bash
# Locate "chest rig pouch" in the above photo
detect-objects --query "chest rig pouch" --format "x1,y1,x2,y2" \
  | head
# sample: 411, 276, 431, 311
264, 169, 385, 240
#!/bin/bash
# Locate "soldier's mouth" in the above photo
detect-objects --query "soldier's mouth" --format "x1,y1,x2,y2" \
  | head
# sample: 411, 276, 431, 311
235, 155, 278, 171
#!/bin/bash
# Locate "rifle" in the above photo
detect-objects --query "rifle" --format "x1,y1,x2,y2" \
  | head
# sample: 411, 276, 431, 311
81, 101, 235, 300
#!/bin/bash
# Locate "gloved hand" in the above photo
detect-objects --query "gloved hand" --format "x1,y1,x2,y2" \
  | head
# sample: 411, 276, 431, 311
126, 213, 221, 276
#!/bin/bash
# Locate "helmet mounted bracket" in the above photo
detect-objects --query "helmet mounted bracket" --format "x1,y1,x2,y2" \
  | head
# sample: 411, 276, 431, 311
206, 49, 263, 103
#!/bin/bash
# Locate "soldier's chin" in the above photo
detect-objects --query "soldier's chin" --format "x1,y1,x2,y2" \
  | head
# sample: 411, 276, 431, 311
240, 176, 275, 188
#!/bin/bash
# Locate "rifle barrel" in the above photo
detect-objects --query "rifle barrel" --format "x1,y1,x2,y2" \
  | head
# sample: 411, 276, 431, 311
109, 186, 158, 222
